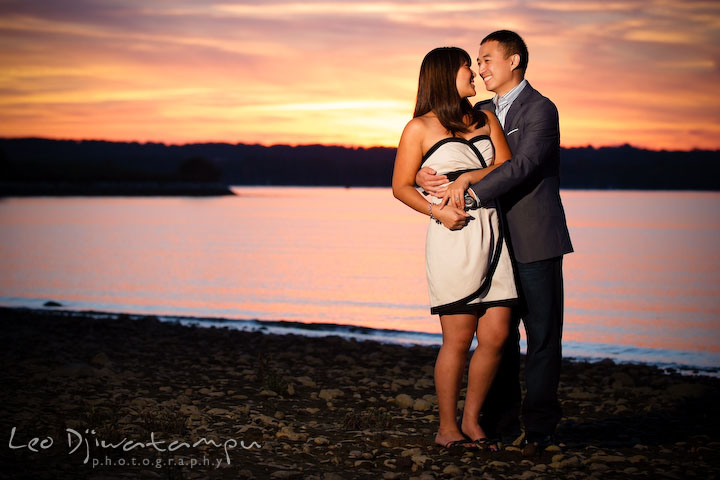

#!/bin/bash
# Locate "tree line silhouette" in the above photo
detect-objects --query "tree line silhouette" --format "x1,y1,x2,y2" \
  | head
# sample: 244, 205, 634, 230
1, 138, 718, 192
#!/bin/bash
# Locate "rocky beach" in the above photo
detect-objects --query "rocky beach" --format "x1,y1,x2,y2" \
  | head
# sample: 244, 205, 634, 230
1, 307, 718, 480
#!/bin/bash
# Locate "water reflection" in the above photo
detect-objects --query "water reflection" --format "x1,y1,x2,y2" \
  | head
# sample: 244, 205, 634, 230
0, 188, 718, 368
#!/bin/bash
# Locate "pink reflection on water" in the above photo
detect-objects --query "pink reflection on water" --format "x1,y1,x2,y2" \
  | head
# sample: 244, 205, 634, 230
560, 190, 720, 359
1, 189, 719, 367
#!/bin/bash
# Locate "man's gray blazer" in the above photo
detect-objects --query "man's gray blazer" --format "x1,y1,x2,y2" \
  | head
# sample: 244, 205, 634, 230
471, 83, 573, 264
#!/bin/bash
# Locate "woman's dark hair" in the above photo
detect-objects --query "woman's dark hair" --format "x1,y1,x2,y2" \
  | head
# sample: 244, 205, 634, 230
413, 47, 486, 135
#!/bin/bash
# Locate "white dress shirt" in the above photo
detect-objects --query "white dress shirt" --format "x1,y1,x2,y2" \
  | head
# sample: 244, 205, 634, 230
493, 79, 527, 128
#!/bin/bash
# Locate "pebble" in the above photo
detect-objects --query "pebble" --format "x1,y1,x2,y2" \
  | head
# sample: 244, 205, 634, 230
587, 454, 626, 464
401, 448, 423, 457
410, 454, 430, 467
319, 389, 344, 401
251, 413, 278, 426
414, 378, 434, 389
614, 404, 630, 414
313, 436, 330, 445
395, 394, 414, 409
180, 404, 201, 415
270, 471, 302, 479
558, 456, 581, 469
276, 427, 307, 441
442, 465, 462, 476
296, 376, 317, 387
206, 407, 229, 415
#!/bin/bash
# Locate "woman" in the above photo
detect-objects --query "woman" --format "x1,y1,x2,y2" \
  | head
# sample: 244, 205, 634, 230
392, 47, 517, 451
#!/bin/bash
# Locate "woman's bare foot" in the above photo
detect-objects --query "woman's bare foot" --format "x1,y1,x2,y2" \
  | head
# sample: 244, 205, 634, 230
460, 419, 488, 443
459, 421, 498, 451
435, 429, 473, 448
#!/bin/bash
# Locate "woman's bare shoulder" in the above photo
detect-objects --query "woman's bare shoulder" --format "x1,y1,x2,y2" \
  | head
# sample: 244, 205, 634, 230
402, 114, 439, 138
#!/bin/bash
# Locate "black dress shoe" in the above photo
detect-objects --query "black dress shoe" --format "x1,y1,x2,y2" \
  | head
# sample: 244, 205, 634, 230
521, 432, 555, 457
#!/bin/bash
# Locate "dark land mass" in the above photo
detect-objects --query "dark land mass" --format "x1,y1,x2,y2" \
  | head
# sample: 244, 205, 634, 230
0, 181, 235, 196
1, 307, 719, 479
1, 138, 719, 196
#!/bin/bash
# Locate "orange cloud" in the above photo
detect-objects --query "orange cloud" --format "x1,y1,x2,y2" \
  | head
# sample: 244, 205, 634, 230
0, 0, 718, 150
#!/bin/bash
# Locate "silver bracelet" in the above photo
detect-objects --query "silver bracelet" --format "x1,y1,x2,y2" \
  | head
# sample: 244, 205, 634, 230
428, 203, 441, 224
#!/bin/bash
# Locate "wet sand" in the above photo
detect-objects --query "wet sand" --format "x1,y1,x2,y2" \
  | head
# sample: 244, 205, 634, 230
1, 307, 718, 479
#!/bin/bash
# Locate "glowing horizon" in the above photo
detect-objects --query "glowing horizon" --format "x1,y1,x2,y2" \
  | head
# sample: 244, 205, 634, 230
1, 0, 719, 151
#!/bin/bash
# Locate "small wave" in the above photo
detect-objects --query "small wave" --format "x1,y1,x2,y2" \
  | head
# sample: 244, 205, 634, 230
3, 303, 719, 376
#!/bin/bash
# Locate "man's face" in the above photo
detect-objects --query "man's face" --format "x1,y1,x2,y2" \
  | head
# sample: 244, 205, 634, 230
477, 40, 517, 96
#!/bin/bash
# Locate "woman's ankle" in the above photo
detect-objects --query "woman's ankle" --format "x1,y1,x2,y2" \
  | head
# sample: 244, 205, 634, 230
437, 424, 462, 435
460, 420, 486, 440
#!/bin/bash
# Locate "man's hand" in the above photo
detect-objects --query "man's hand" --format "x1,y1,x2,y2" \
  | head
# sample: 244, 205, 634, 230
416, 167, 449, 197
434, 204, 470, 230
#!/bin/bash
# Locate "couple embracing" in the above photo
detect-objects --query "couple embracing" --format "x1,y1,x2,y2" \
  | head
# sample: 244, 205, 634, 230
392, 30, 573, 454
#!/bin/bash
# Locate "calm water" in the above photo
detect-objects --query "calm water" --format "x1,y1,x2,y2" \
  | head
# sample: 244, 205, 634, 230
1, 188, 719, 371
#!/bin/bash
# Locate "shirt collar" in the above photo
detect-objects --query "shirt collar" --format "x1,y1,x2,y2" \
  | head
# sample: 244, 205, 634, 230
492, 79, 528, 110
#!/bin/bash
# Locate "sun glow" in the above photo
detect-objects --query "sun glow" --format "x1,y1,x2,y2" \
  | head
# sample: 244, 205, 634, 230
1, 0, 718, 149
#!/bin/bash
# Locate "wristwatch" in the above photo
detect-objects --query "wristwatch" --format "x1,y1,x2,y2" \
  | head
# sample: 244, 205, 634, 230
464, 192, 480, 211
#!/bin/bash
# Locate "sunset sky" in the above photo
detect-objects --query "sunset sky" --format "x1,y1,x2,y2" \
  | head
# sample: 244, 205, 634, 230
1, 0, 719, 150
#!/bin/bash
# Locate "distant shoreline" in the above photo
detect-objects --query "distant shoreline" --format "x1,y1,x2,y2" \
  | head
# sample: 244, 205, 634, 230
0, 181, 236, 196
2, 138, 719, 191
2, 182, 720, 197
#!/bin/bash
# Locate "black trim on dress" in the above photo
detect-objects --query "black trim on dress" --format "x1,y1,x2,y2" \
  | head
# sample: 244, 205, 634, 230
421, 135, 491, 166
432, 298, 517, 316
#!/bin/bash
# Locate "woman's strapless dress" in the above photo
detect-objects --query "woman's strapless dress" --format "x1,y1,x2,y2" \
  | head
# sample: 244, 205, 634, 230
419, 135, 518, 315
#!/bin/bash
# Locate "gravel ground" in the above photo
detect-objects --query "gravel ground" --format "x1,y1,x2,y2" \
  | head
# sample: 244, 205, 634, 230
1, 307, 718, 479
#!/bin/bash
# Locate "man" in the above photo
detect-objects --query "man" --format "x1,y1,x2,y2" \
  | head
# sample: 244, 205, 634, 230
416, 30, 573, 454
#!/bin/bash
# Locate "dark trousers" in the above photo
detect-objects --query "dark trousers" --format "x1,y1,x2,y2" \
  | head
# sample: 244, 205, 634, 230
481, 256, 565, 439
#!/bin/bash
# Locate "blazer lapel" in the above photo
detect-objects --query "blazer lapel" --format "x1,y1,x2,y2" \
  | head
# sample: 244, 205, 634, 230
504, 82, 535, 132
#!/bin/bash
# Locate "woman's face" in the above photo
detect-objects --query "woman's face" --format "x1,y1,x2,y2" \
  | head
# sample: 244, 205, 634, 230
455, 62, 476, 99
